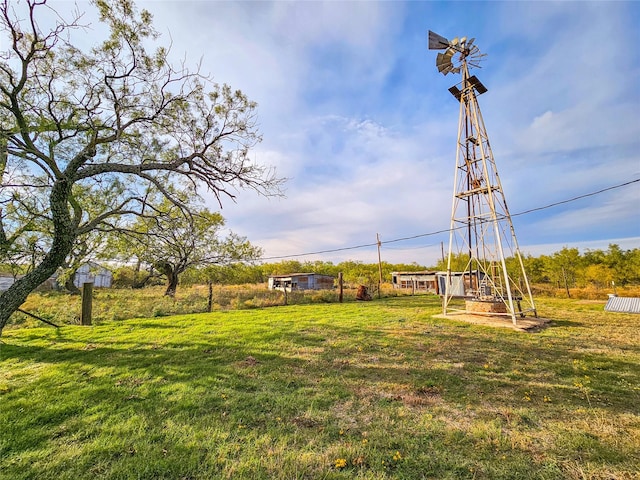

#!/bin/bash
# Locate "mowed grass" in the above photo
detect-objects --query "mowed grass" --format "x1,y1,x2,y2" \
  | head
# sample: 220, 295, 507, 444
1, 296, 638, 479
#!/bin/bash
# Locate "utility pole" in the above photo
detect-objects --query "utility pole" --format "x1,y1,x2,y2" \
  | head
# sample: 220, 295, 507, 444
376, 233, 383, 298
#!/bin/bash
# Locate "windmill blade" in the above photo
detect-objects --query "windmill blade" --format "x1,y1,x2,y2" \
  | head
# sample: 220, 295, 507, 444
428, 30, 450, 50
436, 52, 453, 73
467, 37, 475, 46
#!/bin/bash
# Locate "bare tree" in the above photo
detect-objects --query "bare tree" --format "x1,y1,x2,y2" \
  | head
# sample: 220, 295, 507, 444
0, 0, 283, 333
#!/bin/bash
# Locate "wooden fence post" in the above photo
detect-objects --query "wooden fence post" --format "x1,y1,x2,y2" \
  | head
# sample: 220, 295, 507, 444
81, 282, 93, 325
338, 272, 343, 303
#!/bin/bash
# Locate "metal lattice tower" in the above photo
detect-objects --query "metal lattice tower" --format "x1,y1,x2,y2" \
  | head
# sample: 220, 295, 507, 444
428, 31, 536, 324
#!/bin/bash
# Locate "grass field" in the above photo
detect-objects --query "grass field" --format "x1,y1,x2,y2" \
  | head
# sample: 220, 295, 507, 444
1, 295, 639, 479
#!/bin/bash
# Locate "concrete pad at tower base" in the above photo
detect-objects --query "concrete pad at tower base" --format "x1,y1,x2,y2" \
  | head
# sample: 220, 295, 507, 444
433, 313, 552, 332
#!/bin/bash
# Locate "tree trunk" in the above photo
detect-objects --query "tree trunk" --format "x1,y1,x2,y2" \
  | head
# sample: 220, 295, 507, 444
164, 272, 178, 297
64, 274, 81, 295
0, 179, 76, 335
155, 261, 179, 297
164, 272, 178, 298
0, 262, 60, 331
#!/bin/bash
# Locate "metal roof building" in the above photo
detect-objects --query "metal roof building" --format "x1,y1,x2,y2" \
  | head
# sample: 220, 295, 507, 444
268, 273, 335, 292
604, 296, 640, 314
391, 271, 439, 293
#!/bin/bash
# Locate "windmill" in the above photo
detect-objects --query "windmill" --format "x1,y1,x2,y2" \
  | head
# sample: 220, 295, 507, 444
428, 30, 537, 325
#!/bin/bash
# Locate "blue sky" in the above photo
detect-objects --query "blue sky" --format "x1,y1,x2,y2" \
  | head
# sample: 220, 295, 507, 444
66, 1, 640, 265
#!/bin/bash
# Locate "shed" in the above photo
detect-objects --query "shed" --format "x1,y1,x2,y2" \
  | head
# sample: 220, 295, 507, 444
391, 271, 486, 296
391, 271, 439, 293
268, 273, 334, 292
604, 295, 640, 314
73, 263, 113, 288
0, 273, 58, 292
436, 270, 485, 297
0, 274, 14, 292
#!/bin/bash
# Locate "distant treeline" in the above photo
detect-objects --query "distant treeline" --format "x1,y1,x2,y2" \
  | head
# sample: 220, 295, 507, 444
112, 244, 639, 289
517, 244, 640, 288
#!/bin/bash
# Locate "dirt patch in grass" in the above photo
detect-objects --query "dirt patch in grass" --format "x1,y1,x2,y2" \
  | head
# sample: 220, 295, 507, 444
238, 355, 260, 367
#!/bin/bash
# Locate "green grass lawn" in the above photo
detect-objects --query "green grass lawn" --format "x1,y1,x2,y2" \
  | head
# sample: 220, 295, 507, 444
1, 296, 638, 479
